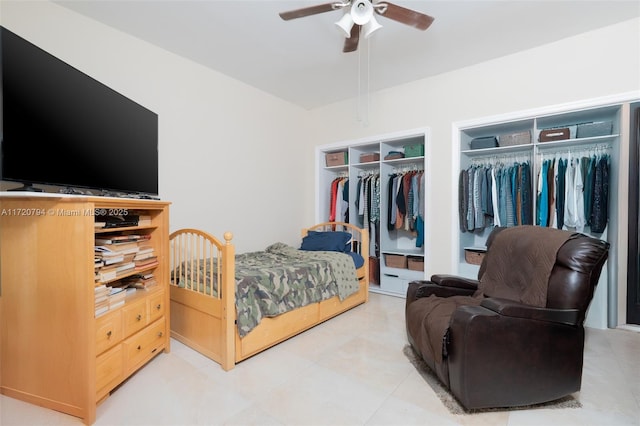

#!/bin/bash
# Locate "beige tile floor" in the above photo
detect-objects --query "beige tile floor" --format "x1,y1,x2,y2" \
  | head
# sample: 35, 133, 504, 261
1, 293, 639, 426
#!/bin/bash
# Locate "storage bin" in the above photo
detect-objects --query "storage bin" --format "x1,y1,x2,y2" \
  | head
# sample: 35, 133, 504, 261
384, 253, 407, 269
539, 128, 570, 142
469, 136, 498, 149
407, 256, 424, 271
359, 152, 380, 163
498, 130, 531, 147
464, 248, 486, 265
404, 144, 425, 158
384, 151, 404, 160
325, 151, 348, 167
576, 121, 612, 138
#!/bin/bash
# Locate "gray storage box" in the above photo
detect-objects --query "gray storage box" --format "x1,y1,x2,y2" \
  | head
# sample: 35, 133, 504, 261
499, 130, 531, 147
469, 136, 498, 150
576, 121, 612, 138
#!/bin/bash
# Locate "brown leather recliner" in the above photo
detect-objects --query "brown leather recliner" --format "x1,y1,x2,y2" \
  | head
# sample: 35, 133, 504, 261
405, 225, 609, 410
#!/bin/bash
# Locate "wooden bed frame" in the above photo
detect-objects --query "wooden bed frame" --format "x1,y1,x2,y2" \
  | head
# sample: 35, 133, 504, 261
169, 222, 369, 370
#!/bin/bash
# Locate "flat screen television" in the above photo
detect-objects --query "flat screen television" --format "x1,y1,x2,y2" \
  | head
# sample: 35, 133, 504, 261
0, 26, 159, 197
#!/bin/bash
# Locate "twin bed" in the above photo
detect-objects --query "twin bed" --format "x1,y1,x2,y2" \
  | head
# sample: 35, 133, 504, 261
169, 222, 369, 370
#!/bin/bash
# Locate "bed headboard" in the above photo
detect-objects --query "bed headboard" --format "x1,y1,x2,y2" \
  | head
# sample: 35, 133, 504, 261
301, 221, 369, 262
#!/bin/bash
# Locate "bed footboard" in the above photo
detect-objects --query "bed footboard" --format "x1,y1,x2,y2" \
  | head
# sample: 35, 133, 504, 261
169, 229, 235, 370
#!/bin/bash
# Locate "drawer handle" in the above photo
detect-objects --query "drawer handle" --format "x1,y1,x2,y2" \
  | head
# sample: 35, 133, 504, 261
151, 348, 158, 354
137, 345, 141, 351
136, 314, 142, 321
156, 304, 161, 310
106, 330, 112, 339
157, 331, 163, 338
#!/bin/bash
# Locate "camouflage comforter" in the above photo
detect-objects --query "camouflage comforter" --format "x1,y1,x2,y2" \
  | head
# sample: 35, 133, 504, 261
173, 242, 360, 338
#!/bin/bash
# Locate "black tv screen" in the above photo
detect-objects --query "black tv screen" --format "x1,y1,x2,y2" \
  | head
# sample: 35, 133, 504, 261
0, 26, 159, 196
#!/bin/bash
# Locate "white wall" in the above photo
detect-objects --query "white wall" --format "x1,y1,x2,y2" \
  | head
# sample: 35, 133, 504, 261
0, 0, 311, 252
306, 18, 640, 281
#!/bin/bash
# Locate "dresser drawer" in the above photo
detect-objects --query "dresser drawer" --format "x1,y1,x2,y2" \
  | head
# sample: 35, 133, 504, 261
96, 344, 123, 401
123, 317, 166, 375
96, 310, 123, 355
122, 298, 148, 337
148, 291, 165, 323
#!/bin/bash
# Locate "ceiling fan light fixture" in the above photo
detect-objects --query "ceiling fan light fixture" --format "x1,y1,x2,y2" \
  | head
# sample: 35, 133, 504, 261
335, 12, 355, 37
279, 1, 435, 53
351, 0, 373, 25
363, 15, 382, 38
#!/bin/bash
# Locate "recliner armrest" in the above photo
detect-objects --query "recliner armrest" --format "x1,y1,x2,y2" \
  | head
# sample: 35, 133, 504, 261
481, 297, 580, 326
407, 280, 476, 300
431, 274, 479, 290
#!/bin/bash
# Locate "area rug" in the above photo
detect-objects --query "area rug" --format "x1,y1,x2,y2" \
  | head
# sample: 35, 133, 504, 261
403, 345, 582, 415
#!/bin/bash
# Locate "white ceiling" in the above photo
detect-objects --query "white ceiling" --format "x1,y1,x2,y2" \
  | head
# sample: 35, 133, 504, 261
53, 0, 640, 110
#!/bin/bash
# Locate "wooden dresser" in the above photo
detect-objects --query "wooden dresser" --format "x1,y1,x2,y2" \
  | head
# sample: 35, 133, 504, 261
0, 194, 170, 424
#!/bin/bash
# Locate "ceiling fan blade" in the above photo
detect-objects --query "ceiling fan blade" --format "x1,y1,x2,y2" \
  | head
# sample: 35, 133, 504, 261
343, 24, 360, 53
279, 3, 341, 20
375, 2, 434, 30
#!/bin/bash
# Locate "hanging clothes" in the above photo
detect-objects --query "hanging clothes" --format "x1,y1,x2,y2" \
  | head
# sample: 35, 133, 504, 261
458, 160, 533, 231
504, 167, 515, 227
395, 174, 406, 230
355, 173, 381, 256
563, 156, 578, 229
387, 175, 398, 231
473, 167, 484, 230
334, 178, 347, 224
575, 158, 586, 233
583, 156, 596, 227
547, 158, 557, 228
484, 167, 494, 220
555, 158, 567, 229
537, 160, 549, 227
387, 169, 425, 248
458, 169, 468, 231
467, 167, 475, 231
591, 154, 610, 233
541, 149, 610, 234
520, 162, 533, 225
416, 172, 425, 248
329, 176, 349, 223
356, 173, 380, 225
329, 177, 339, 222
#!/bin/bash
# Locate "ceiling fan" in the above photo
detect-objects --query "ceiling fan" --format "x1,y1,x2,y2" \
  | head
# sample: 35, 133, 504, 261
279, 1, 434, 53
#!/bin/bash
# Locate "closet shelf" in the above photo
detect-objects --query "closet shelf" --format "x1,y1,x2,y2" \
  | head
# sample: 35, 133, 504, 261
382, 156, 425, 165
461, 144, 531, 156
382, 248, 424, 256
536, 134, 618, 151
324, 164, 348, 171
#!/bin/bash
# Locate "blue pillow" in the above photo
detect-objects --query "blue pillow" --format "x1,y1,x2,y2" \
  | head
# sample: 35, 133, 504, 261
300, 231, 352, 253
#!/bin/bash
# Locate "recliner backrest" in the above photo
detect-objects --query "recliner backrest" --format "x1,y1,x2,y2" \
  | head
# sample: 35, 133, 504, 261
478, 227, 609, 323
